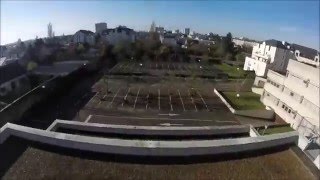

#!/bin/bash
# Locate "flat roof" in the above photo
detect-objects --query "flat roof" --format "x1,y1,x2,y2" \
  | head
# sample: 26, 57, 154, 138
0, 137, 317, 179
32, 60, 88, 76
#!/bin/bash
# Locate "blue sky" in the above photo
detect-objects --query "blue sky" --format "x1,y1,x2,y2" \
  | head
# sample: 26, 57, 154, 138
1, 0, 319, 49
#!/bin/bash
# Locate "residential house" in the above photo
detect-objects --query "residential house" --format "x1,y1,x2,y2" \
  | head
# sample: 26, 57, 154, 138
73, 30, 95, 45
102, 26, 135, 45
0, 62, 28, 96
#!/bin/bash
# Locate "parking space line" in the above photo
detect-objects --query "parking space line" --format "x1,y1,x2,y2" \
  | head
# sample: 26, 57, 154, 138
196, 90, 209, 111
122, 88, 131, 107
87, 92, 98, 104
169, 90, 173, 111
146, 89, 150, 110
177, 89, 186, 111
98, 88, 113, 106
133, 87, 141, 109
158, 89, 161, 110
188, 89, 198, 112
108, 88, 121, 108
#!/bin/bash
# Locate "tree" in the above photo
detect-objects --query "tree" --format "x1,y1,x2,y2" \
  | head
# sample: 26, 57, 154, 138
235, 53, 245, 62
34, 38, 44, 48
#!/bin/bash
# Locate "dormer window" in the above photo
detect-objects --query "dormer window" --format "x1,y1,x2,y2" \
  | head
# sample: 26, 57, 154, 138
295, 52, 299, 56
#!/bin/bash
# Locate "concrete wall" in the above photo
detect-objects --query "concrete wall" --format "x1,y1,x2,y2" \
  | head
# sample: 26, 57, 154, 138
48, 119, 250, 136
214, 89, 274, 120
0, 123, 299, 156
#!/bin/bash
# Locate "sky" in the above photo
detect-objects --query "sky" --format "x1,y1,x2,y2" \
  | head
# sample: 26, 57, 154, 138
1, 0, 319, 49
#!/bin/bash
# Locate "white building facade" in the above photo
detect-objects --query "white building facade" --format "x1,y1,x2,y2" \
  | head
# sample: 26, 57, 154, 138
73, 30, 95, 45
261, 59, 320, 144
102, 26, 135, 45
232, 38, 259, 47
243, 39, 294, 77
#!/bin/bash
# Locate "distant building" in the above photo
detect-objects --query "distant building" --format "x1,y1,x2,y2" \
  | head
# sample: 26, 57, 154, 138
150, 21, 156, 32
73, 30, 95, 45
155, 26, 164, 34
232, 37, 259, 47
102, 26, 135, 45
0, 62, 28, 96
48, 23, 53, 38
175, 29, 180, 34
160, 33, 177, 47
185, 28, 190, 35
95, 22, 107, 34
261, 59, 320, 146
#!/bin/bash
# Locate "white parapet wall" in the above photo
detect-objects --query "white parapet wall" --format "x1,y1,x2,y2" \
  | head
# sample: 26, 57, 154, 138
0, 123, 299, 156
214, 89, 274, 119
47, 120, 250, 136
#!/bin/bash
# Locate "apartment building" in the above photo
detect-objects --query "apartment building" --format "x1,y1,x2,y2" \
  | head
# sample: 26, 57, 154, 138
232, 37, 259, 47
102, 26, 135, 45
244, 39, 294, 77
73, 30, 95, 45
261, 59, 319, 144
95, 22, 107, 34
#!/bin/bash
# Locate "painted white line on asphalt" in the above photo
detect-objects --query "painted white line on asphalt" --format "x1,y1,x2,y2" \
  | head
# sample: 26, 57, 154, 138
133, 87, 141, 109
145, 89, 150, 110
196, 90, 209, 111
85, 115, 93, 123
169, 90, 173, 111
188, 89, 198, 112
108, 88, 121, 108
97, 88, 113, 106
158, 88, 161, 110
177, 89, 186, 111
122, 88, 131, 107
87, 92, 98, 104
93, 114, 213, 122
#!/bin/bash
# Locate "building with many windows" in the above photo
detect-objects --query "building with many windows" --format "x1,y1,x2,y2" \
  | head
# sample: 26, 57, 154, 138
261, 59, 319, 145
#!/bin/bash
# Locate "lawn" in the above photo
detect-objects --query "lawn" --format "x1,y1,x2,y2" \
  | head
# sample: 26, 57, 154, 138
222, 91, 265, 110
257, 126, 294, 135
215, 63, 246, 78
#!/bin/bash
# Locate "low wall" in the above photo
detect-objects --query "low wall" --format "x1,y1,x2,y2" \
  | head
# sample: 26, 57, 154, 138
214, 89, 274, 120
251, 87, 264, 95
249, 125, 260, 137
0, 123, 299, 156
47, 120, 250, 136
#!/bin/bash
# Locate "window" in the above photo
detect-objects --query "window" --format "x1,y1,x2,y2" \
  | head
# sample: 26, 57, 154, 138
288, 109, 291, 113
290, 92, 294, 96
285, 107, 288, 111
282, 104, 285, 109
295, 52, 299, 56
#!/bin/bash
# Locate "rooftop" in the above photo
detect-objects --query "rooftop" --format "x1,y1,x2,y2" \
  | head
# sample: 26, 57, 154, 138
0, 62, 26, 85
0, 137, 317, 179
